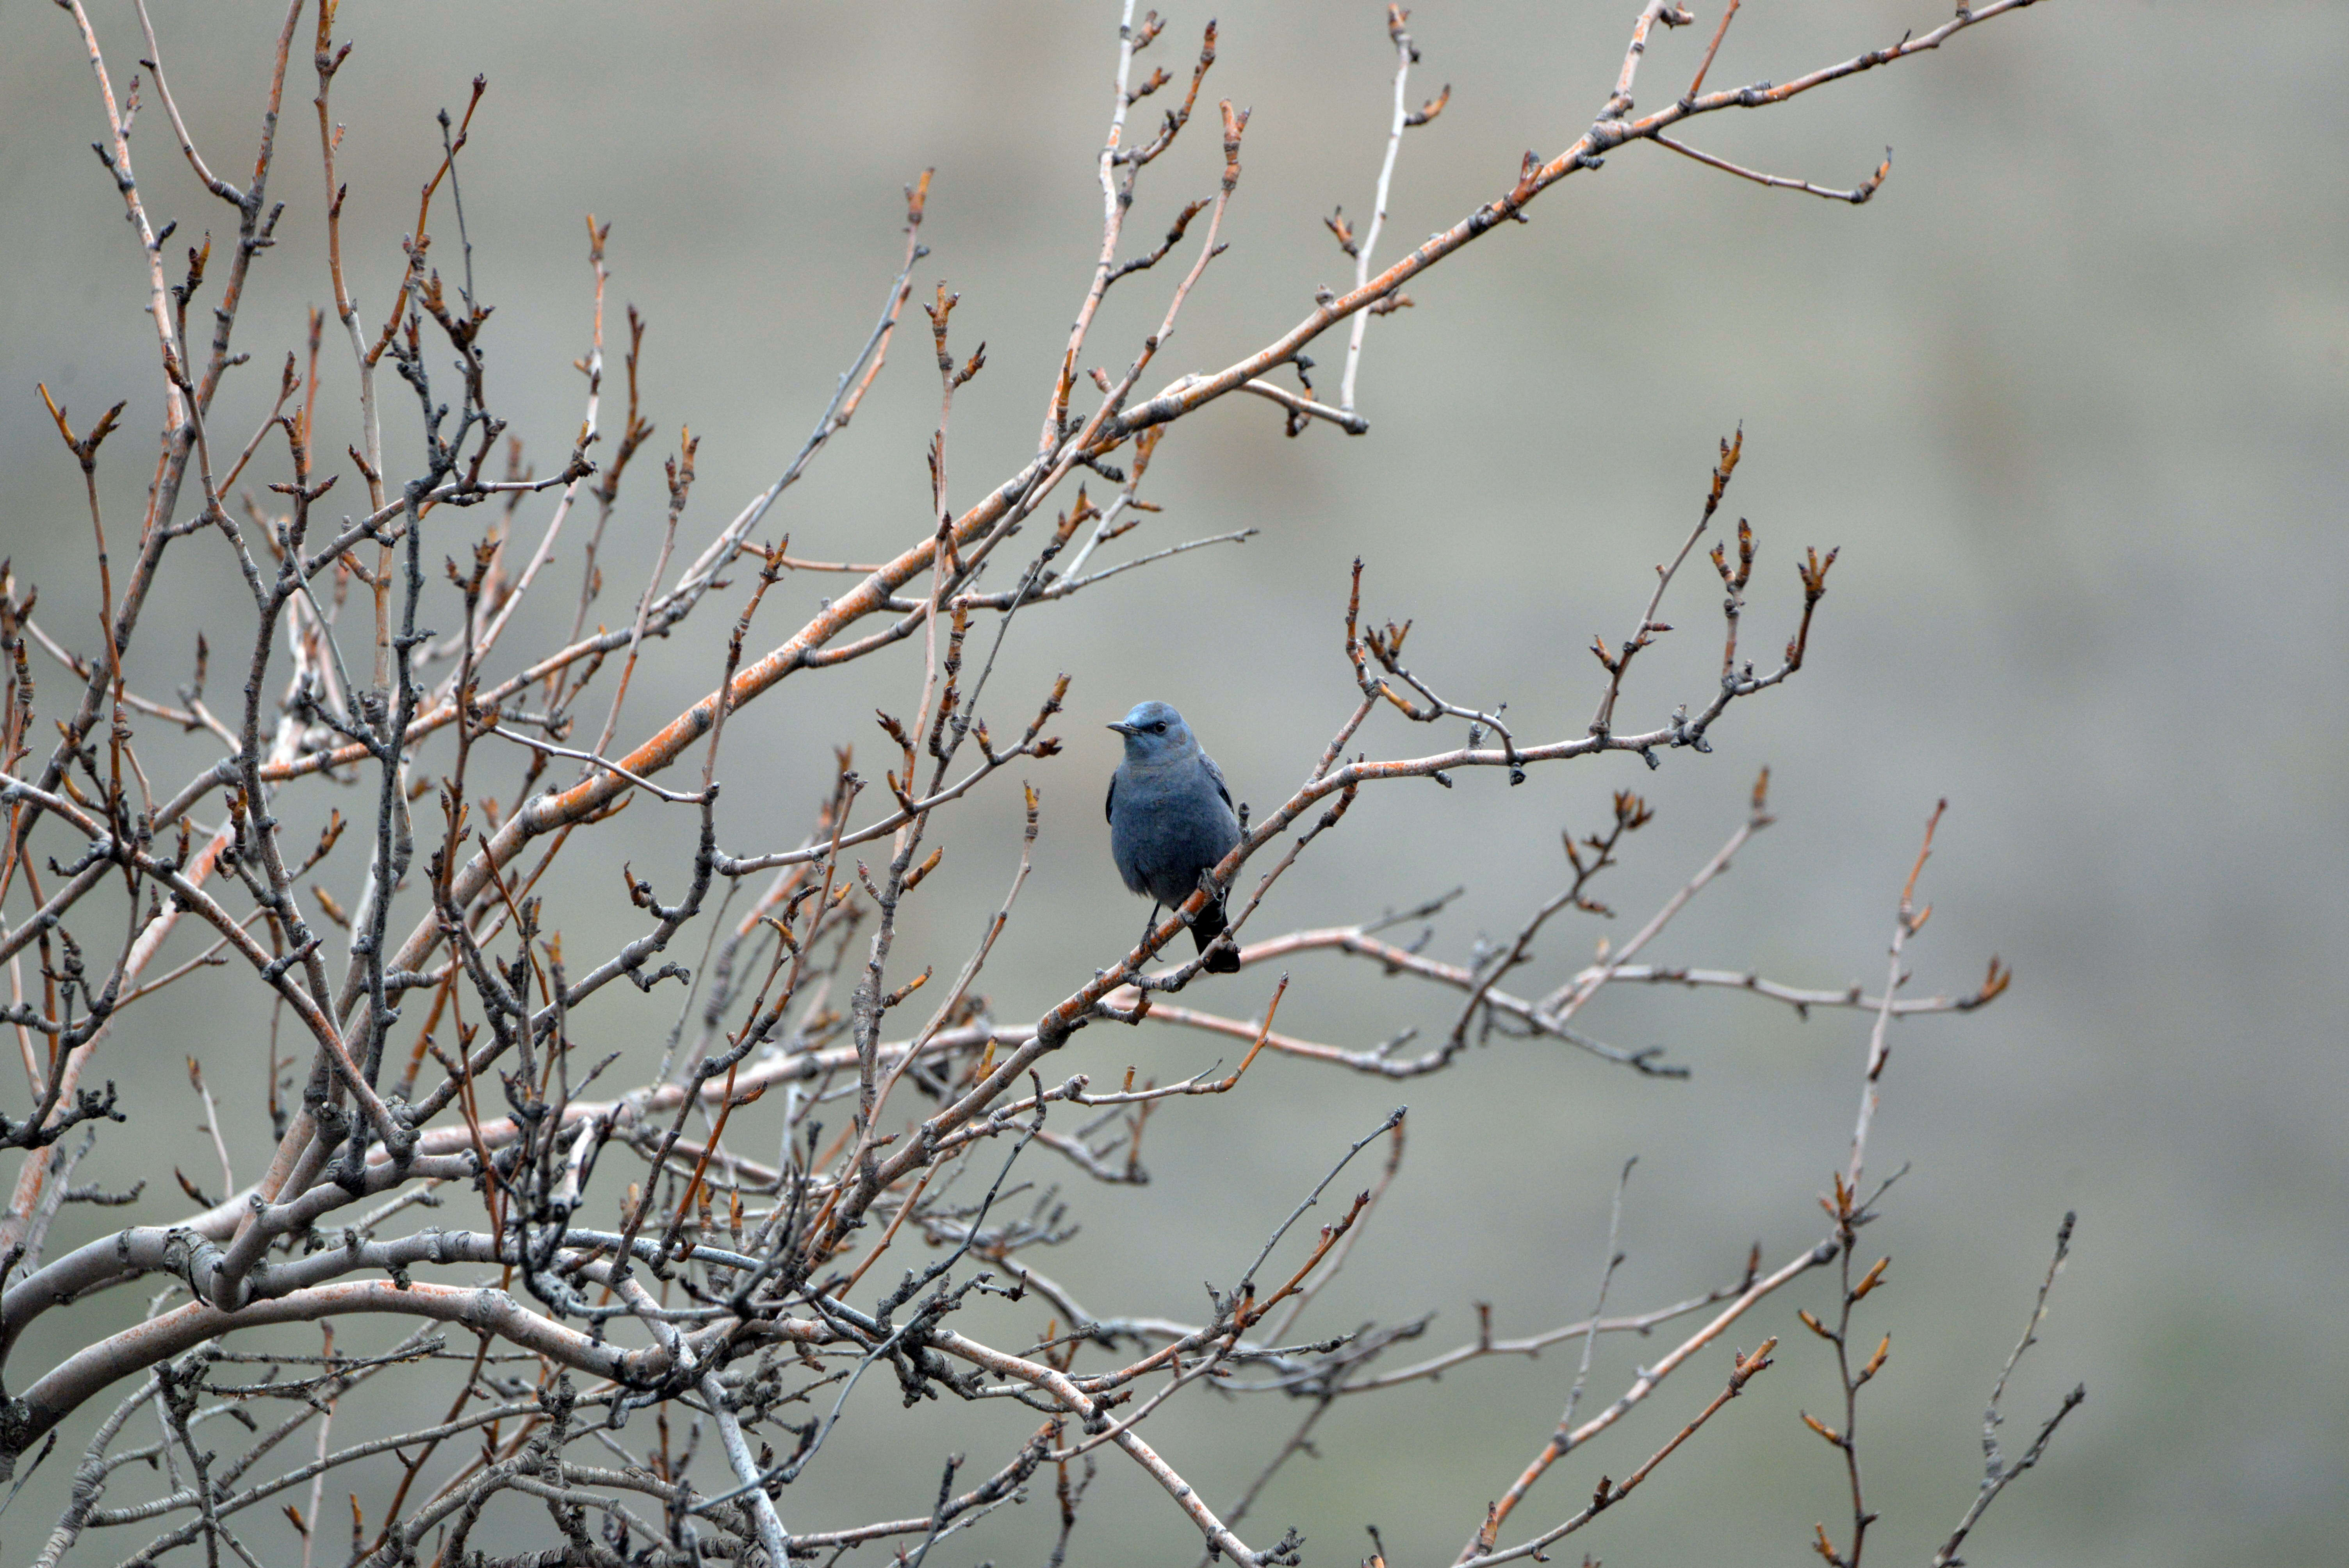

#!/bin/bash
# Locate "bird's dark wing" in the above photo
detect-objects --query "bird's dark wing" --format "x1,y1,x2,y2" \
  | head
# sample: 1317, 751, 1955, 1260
1199, 752, 1234, 812
1105, 772, 1117, 825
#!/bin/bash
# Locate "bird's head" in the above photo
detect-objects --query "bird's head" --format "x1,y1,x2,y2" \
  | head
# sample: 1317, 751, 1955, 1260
1108, 700, 1194, 760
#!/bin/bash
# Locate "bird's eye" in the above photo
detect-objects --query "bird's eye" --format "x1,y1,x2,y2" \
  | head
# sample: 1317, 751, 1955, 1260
1150, 722, 1167, 734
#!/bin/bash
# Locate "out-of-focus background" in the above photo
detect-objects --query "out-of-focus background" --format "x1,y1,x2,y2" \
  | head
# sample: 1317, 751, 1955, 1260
2, 2, 2343, 1563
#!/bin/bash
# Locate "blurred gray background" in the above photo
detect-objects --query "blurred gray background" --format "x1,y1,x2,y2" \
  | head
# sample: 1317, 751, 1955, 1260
2, 1, 2344, 1563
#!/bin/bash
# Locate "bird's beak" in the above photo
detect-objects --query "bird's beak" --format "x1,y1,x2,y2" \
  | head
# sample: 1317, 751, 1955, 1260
1105, 722, 1137, 736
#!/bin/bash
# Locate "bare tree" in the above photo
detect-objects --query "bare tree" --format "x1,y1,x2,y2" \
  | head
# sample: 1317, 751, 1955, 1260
0, 3, 2083, 1564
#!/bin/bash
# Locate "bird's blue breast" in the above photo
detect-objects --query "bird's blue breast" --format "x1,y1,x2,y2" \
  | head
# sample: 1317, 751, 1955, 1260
1109, 755, 1240, 904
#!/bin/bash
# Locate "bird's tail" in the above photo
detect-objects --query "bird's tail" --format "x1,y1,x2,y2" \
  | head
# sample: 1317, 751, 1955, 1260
1191, 900, 1241, 974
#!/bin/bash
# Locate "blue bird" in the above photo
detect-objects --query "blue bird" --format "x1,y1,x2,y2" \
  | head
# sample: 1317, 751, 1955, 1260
1106, 700, 1244, 973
